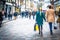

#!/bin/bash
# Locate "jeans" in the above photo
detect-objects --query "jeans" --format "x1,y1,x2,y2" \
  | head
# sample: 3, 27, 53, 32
49, 22, 53, 34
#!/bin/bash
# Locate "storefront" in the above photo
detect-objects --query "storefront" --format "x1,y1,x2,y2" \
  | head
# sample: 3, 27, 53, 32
56, 5, 60, 11
0, 1, 3, 10
54, 0, 60, 11
6, 0, 20, 14
0, 0, 6, 11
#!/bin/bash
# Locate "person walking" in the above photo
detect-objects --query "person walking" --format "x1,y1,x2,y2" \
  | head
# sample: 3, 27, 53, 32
32, 11, 36, 19
29, 12, 32, 19
57, 8, 60, 29
8, 13, 12, 20
36, 8, 46, 34
14, 12, 18, 20
4, 12, 7, 18
46, 5, 55, 35
0, 10, 3, 27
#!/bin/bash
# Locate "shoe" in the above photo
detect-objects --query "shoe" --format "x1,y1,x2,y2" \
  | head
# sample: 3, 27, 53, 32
39, 32, 40, 34
50, 32, 53, 35
0, 25, 2, 27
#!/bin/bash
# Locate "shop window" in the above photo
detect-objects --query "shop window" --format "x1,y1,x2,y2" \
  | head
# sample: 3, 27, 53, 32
7, 0, 12, 3
8, 0, 10, 2
6, 0, 8, 2
12, 0, 15, 2
10, 0, 12, 2
0, 1, 3, 10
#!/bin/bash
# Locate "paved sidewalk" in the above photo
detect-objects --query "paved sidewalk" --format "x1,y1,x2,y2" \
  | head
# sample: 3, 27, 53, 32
0, 17, 60, 40
2, 16, 15, 23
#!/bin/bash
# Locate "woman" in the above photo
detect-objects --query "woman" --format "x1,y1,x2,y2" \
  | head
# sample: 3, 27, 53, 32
46, 5, 55, 35
36, 8, 46, 34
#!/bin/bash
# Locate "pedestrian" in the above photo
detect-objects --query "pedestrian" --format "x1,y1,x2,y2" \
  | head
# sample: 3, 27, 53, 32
8, 13, 12, 20
4, 12, 7, 18
36, 8, 46, 34
57, 8, 60, 29
22, 12, 24, 18
25, 11, 28, 18
0, 10, 3, 27
14, 12, 18, 20
8, 8, 12, 20
2, 9, 5, 20
32, 11, 36, 19
46, 5, 55, 35
29, 12, 31, 19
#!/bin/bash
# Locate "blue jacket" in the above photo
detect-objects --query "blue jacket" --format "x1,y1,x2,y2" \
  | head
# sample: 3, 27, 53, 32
36, 11, 45, 26
14, 12, 18, 16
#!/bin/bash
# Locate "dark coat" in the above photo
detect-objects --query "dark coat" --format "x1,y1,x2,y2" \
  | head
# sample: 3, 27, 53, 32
32, 11, 36, 16
0, 12, 3, 21
14, 12, 18, 17
36, 11, 45, 26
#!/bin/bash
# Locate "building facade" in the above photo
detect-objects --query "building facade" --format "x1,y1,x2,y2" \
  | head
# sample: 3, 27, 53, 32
50, 0, 54, 5
54, 0, 60, 11
0, 0, 6, 11
6, 0, 21, 15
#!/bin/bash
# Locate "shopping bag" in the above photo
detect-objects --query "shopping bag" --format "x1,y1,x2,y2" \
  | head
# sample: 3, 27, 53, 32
54, 26, 57, 29
36, 24, 39, 31
54, 22, 57, 30
34, 24, 39, 31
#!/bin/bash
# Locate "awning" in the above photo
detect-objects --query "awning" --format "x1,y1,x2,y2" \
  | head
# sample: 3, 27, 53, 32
6, 2, 12, 5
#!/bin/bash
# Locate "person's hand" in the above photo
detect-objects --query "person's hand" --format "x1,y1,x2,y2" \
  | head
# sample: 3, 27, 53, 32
46, 19, 48, 22
44, 19, 46, 22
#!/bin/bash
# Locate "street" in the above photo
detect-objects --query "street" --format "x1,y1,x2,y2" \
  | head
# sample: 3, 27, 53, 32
0, 16, 60, 40
0, 0, 60, 40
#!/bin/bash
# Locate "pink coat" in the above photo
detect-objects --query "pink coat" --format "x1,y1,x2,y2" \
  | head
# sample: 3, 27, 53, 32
46, 9, 55, 22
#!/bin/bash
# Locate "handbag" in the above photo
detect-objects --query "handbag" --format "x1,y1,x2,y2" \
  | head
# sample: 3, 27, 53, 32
54, 22, 57, 30
34, 23, 39, 31
54, 26, 57, 29
54, 16, 58, 30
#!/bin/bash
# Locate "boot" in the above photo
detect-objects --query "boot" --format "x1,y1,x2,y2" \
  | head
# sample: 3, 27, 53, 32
50, 30, 53, 35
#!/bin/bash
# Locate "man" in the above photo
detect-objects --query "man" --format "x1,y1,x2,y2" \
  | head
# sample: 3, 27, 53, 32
46, 5, 55, 35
